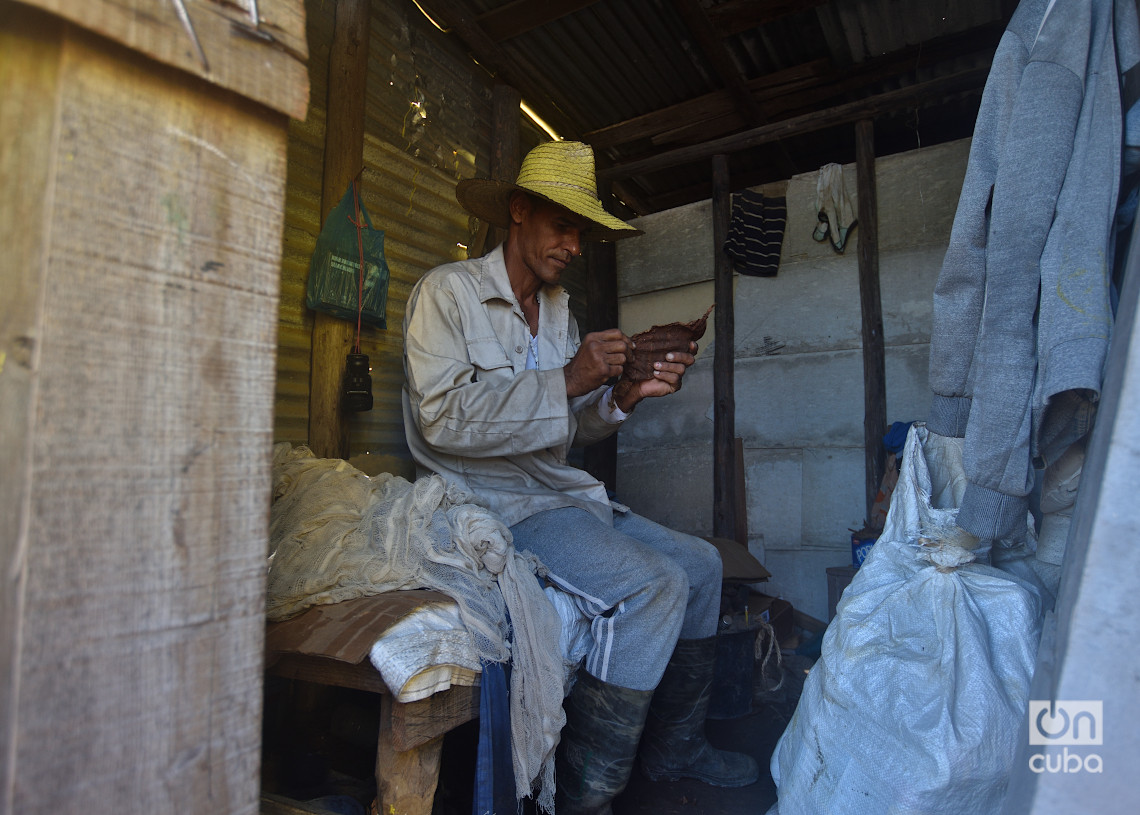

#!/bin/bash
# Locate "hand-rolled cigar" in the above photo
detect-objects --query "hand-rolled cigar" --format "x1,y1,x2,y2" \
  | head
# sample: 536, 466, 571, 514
621, 304, 713, 381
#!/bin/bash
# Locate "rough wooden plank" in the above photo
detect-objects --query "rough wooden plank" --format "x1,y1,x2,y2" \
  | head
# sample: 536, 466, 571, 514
583, 60, 829, 150
711, 154, 737, 540
266, 653, 391, 695
583, 236, 619, 490
390, 684, 480, 751
706, 0, 828, 37
16, 0, 309, 118
856, 119, 886, 521
0, 5, 63, 805
2, 17, 287, 813
377, 695, 444, 815
672, 0, 767, 133
261, 792, 357, 815
477, 0, 600, 43
600, 68, 989, 180
309, 0, 370, 460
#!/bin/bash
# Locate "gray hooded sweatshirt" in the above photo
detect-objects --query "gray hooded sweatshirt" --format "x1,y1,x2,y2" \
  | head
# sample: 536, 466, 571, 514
928, 0, 1140, 539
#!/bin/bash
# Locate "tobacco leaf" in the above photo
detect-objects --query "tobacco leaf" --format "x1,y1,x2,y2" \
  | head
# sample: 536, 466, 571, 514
621, 304, 714, 381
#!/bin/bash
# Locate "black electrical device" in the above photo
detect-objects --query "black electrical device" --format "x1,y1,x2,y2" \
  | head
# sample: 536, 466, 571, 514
342, 352, 373, 412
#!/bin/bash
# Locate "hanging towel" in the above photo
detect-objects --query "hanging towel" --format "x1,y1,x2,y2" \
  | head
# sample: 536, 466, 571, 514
812, 163, 857, 252
724, 189, 786, 276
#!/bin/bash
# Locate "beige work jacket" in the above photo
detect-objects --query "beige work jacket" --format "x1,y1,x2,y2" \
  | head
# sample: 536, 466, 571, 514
402, 245, 623, 527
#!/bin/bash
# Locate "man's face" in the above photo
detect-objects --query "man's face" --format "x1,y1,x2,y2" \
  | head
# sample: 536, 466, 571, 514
511, 193, 589, 286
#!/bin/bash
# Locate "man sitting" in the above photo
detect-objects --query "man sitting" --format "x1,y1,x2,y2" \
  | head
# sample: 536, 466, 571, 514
401, 140, 757, 814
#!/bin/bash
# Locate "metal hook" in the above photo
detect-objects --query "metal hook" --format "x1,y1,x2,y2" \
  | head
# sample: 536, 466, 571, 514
170, 0, 210, 73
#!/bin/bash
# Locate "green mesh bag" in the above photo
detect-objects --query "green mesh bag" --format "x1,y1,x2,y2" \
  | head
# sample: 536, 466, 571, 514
306, 182, 390, 328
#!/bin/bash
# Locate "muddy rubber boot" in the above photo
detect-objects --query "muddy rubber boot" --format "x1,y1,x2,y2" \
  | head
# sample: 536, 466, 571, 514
639, 637, 760, 787
556, 671, 654, 815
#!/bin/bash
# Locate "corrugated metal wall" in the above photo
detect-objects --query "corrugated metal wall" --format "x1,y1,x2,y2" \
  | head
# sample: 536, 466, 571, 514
275, 0, 498, 477
275, 0, 332, 450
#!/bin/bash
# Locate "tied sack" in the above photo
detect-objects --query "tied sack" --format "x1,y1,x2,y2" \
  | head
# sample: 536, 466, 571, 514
770, 423, 1044, 815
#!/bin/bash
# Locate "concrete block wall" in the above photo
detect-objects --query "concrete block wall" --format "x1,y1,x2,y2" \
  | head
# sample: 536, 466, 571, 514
613, 138, 971, 621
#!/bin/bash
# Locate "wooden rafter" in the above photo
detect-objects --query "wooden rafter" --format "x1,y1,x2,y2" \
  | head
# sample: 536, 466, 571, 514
585, 19, 1004, 152
672, 0, 761, 127
585, 59, 830, 149
599, 67, 989, 180
671, 0, 797, 176
706, 0, 829, 38
477, 0, 602, 42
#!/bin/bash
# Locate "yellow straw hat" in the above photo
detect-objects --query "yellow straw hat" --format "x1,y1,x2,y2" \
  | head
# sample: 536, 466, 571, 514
456, 141, 643, 241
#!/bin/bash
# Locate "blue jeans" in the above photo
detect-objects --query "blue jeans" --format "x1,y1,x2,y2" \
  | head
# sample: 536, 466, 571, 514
510, 507, 721, 691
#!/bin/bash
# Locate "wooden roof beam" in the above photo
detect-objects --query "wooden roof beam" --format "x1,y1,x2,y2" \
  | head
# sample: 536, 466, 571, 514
584, 58, 829, 149
586, 19, 1004, 151
599, 67, 989, 181
671, 0, 764, 129
706, 0, 829, 38
477, 0, 602, 42
672, 0, 797, 175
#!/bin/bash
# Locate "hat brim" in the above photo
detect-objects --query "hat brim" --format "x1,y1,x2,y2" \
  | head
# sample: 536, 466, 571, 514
456, 179, 643, 242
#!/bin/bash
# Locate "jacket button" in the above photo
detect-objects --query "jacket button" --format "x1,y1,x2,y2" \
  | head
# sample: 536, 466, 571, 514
515, 345, 524, 353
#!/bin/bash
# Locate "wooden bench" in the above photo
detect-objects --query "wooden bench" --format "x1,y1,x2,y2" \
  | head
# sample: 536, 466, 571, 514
265, 592, 481, 815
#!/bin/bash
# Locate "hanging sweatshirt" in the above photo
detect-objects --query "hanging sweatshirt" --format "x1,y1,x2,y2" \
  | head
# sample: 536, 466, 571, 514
928, 0, 1140, 540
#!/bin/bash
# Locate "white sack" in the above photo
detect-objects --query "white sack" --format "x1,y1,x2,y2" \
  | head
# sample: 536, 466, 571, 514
772, 424, 1044, 815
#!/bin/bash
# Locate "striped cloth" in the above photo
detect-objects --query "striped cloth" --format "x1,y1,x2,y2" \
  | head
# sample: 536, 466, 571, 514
723, 189, 787, 277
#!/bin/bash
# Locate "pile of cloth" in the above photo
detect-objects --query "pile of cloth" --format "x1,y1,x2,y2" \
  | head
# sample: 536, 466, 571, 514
267, 443, 565, 812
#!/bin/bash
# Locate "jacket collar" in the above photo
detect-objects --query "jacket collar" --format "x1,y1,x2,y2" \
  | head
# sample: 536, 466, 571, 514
477, 243, 568, 313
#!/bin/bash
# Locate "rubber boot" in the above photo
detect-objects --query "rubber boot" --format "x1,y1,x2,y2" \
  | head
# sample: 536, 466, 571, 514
639, 637, 759, 787
556, 671, 654, 815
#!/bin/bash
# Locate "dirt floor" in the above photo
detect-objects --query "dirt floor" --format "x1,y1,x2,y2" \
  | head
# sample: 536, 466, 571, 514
614, 653, 812, 815
262, 646, 815, 815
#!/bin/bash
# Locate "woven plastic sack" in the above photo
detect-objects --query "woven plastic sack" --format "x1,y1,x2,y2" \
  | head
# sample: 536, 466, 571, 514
306, 182, 390, 328
771, 424, 1044, 815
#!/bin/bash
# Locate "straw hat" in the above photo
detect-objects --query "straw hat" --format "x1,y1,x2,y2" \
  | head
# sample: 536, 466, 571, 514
456, 141, 643, 241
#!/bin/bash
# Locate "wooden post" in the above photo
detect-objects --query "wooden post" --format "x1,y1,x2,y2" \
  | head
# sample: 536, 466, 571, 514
308, 0, 371, 460
0, 7, 290, 810
712, 154, 737, 539
856, 119, 887, 521
584, 233, 619, 489
481, 82, 521, 255
376, 695, 445, 815
734, 437, 749, 545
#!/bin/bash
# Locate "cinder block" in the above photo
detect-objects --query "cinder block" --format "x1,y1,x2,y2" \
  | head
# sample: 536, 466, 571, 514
760, 548, 853, 623
618, 199, 713, 297
879, 247, 943, 345
801, 447, 865, 546
614, 443, 713, 537
876, 139, 970, 253
733, 351, 865, 447
617, 362, 714, 452
734, 254, 862, 357
886, 345, 932, 423
743, 448, 804, 550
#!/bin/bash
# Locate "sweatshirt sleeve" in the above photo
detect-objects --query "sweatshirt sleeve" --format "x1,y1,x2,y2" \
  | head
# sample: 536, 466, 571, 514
927, 0, 1048, 438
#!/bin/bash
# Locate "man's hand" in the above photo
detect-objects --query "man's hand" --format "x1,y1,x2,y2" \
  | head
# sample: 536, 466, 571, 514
564, 329, 635, 397
612, 341, 698, 412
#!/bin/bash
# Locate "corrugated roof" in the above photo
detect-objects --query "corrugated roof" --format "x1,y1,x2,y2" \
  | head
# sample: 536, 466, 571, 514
419, 0, 1015, 215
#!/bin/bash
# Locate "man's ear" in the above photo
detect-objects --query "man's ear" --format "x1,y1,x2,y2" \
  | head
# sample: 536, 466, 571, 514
508, 190, 532, 227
